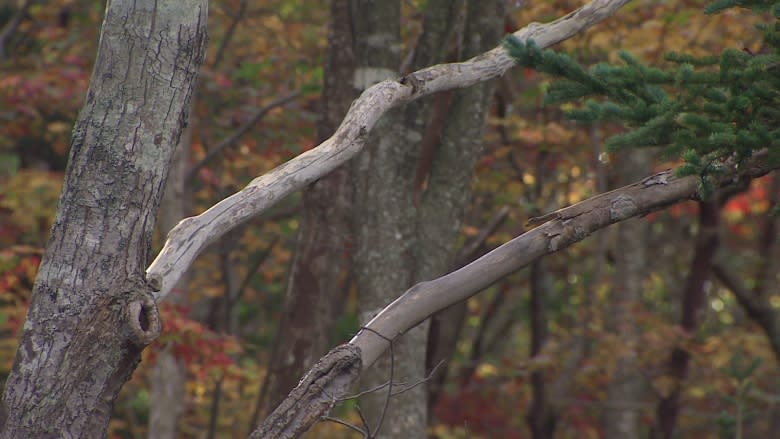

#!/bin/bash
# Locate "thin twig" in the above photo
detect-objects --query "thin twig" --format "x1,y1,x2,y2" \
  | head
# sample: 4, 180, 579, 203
0, 0, 34, 62
321, 416, 368, 438
454, 206, 511, 266
211, 0, 249, 69
231, 236, 279, 310
371, 334, 394, 438
390, 359, 445, 397
356, 405, 370, 435
187, 92, 300, 183
340, 381, 393, 401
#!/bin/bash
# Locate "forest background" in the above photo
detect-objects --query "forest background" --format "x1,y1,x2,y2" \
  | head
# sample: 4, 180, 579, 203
0, 0, 778, 438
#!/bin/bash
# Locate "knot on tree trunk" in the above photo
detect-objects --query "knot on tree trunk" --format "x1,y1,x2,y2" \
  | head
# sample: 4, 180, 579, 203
120, 277, 161, 346
126, 292, 160, 346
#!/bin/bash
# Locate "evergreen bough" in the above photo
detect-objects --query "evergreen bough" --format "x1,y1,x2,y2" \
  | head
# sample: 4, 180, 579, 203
504, 0, 779, 196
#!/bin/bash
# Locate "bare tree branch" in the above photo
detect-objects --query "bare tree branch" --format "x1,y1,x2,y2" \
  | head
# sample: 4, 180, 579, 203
146, 0, 632, 301
254, 153, 777, 438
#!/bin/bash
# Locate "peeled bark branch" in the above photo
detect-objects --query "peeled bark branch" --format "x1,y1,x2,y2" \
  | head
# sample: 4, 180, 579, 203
146, 0, 632, 301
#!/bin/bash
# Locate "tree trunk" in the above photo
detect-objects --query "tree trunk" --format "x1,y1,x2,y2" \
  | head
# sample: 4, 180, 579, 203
349, 1, 418, 434
264, 0, 356, 415
0, 1, 207, 437
418, 0, 505, 421
604, 150, 651, 439
349, 1, 503, 435
655, 201, 719, 439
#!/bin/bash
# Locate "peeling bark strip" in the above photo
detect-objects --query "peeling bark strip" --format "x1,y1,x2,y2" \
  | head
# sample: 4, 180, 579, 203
0, 1, 207, 437
147, 0, 632, 300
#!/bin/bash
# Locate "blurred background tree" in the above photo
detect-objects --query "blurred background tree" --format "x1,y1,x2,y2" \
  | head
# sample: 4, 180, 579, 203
0, 1, 777, 438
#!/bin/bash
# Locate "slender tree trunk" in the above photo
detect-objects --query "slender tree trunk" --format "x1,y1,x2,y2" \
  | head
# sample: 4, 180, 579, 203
417, 0, 505, 418
263, 0, 356, 415
655, 201, 719, 439
527, 259, 557, 438
148, 108, 194, 439
350, 1, 503, 435
350, 2, 419, 435
527, 151, 556, 439
0, 2, 207, 437
604, 150, 652, 439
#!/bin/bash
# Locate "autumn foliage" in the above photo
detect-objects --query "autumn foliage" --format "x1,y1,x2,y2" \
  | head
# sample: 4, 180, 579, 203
1, 1, 778, 438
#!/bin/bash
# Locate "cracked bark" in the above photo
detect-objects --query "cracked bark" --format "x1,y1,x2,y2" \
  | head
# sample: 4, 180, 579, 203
0, 2, 207, 437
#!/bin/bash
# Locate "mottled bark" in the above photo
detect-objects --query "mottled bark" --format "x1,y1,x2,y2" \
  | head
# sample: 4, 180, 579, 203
416, 0, 504, 282
655, 201, 719, 439
349, 1, 420, 435
0, 2, 207, 437
604, 150, 652, 439
264, 0, 356, 415
349, 1, 504, 435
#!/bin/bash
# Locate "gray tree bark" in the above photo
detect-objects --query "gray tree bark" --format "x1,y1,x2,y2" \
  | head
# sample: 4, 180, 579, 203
349, 1, 505, 436
604, 150, 652, 439
0, 1, 207, 437
349, 1, 420, 435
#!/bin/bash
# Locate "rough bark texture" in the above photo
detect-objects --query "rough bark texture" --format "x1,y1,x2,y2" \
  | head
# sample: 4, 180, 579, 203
349, 1, 423, 435
264, 0, 356, 414
148, 113, 194, 439
251, 345, 361, 439
0, 1, 207, 437
416, 0, 504, 288
349, 1, 503, 435
655, 201, 719, 439
604, 150, 651, 439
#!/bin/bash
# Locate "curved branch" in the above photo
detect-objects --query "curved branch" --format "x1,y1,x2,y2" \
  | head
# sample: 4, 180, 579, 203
146, 0, 632, 301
